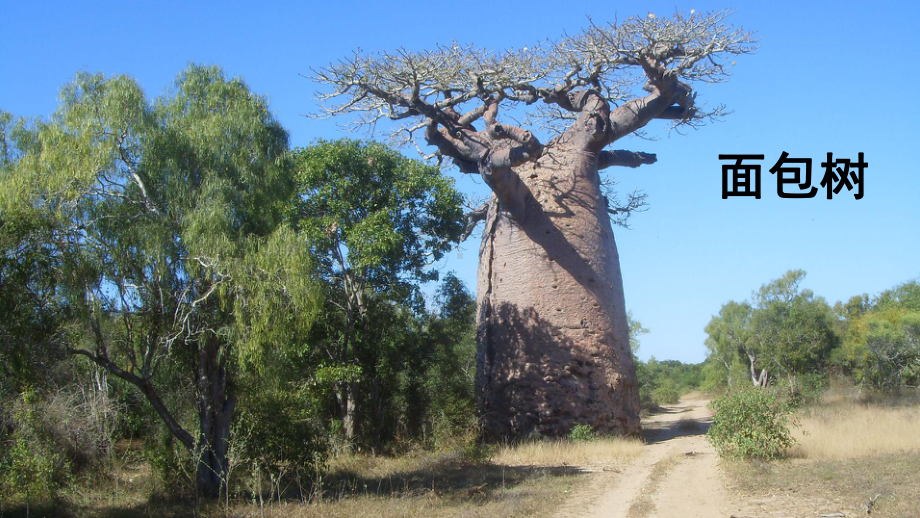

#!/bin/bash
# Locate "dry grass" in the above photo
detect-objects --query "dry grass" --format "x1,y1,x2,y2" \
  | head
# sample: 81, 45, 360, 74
231, 471, 579, 518
726, 388, 920, 517
727, 453, 920, 518
20, 436, 643, 517
492, 436, 645, 468
234, 443, 595, 518
790, 402, 920, 459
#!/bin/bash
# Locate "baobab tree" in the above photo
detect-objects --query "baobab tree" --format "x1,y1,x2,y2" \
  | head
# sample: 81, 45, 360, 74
313, 10, 756, 438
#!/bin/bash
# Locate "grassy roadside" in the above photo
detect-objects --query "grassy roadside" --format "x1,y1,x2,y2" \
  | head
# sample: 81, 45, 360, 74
727, 453, 920, 517
722, 389, 920, 517
2, 436, 643, 517
238, 437, 644, 518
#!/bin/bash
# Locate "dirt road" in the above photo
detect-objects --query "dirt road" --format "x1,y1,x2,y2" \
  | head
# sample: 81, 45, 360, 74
568, 397, 745, 518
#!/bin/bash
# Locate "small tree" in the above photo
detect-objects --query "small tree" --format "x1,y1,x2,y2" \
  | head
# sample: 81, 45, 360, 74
751, 270, 836, 395
705, 301, 758, 388
704, 271, 836, 394
833, 281, 920, 389
292, 139, 464, 446
863, 312, 920, 390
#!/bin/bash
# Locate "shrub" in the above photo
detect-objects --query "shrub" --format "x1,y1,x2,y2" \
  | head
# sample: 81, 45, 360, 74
0, 390, 72, 505
569, 423, 596, 442
706, 386, 796, 460
652, 379, 682, 405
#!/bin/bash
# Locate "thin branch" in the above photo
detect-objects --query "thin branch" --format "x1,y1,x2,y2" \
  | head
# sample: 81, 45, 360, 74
460, 201, 489, 241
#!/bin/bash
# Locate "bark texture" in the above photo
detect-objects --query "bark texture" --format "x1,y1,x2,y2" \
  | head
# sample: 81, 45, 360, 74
476, 144, 640, 438
195, 335, 235, 499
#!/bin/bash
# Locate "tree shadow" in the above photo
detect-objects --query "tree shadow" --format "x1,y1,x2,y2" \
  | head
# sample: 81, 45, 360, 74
317, 454, 583, 502
480, 302, 639, 439
20, 454, 585, 517
642, 409, 713, 445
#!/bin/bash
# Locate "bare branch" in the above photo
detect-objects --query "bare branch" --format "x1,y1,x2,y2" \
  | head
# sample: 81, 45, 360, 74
600, 175, 649, 229
486, 122, 543, 169
461, 201, 489, 241
311, 9, 755, 165
598, 150, 657, 170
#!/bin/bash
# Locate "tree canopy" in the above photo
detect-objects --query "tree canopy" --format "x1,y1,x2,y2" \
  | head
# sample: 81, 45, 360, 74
313, 10, 756, 181
705, 270, 836, 393
0, 65, 323, 497
291, 139, 465, 445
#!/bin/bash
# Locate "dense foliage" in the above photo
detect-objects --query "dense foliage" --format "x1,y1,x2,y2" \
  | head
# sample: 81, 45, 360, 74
703, 272, 920, 460
0, 66, 473, 506
636, 358, 705, 408
291, 139, 465, 449
703, 271, 919, 397
704, 270, 837, 396
706, 386, 796, 460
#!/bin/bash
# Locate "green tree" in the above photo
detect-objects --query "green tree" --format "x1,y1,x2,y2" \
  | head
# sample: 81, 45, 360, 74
835, 281, 920, 389
292, 139, 463, 446
422, 273, 477, 446
875, 280, 920, 313
0, 113, 69, 397
704, 301, 756, 388
750, 270, 836, 394
704, 271, 836, 394
0, 66, 321, 498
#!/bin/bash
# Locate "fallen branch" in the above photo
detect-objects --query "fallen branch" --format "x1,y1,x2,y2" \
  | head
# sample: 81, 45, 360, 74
865, 493, 881, 515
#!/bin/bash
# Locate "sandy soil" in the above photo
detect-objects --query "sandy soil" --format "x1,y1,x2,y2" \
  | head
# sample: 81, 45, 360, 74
567, 397, 747, 518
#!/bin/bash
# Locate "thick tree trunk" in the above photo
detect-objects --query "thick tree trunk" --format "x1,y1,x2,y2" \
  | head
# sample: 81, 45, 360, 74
475, 143, 641, 439
195, 335, 236, 499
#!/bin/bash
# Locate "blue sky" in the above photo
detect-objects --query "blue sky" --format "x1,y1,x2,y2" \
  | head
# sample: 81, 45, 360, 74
3, 0, 918, 363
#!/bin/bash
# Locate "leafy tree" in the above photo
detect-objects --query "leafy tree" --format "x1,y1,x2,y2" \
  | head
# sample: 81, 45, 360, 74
0, 113, 69, 396
704, 271, 836, 394
312, 10, 756, 438
835, 281, 920, 389
635, 357, 704, 408
421, 274, 477, 446
0, 66, 321, 498
750, 270, 836, 394
292, 139, 463, 445
705, 301, 757, 388
863, 315, 920, 389
875, 280, 920, 313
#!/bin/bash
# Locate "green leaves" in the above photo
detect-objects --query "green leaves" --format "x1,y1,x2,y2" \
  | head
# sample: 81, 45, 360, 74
0, 65, 323, 455
293, 139, 463, 285
707, 386, 796, 460
232, 225, 323, 369
704, 270, 836, 391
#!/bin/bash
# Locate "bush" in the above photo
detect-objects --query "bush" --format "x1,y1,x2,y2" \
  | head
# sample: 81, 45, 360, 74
569, 423, 596, 442
652, 379, 682, 405
0, 390, 73, 505
706, 386, 796, 460
784, 372, 827, 406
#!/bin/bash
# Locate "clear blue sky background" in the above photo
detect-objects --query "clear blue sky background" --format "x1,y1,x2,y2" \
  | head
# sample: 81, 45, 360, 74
3, 0, 918, 363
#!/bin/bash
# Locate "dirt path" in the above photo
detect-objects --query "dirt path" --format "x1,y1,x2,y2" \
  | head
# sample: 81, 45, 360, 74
570, 397, 745, 518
